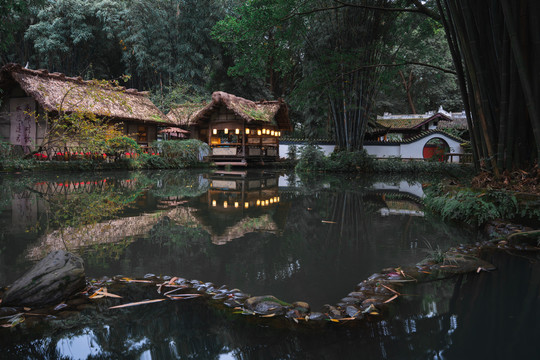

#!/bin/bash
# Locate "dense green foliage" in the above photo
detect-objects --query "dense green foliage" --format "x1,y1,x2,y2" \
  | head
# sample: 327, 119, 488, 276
424, 186, 520, 226
1, 0, 461, 144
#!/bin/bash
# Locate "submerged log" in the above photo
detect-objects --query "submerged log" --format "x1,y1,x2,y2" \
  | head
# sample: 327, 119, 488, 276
1, 250, 86, 307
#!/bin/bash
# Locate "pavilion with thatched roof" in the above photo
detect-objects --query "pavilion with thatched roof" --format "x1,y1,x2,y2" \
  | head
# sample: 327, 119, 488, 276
168, 91, 291, 166
0, 63, 174, 148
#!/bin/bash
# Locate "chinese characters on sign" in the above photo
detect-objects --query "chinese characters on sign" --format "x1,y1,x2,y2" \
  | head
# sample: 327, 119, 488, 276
10, 98, 36, 146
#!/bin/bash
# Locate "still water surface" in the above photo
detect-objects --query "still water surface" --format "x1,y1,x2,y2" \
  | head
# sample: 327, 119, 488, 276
0, 170, 538, 359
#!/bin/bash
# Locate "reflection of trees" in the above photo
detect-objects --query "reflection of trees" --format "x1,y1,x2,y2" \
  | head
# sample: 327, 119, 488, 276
147, 170, 209, 199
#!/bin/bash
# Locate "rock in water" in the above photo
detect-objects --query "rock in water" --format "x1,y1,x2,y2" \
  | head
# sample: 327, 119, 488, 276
1, 250, 85, 307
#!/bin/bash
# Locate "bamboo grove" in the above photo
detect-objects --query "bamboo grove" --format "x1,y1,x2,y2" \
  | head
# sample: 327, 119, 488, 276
437, 0, 540, 172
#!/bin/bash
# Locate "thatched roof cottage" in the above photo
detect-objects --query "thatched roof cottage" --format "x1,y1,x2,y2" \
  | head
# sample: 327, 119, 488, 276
0, 63, 173, 148
168, 91, 291, 165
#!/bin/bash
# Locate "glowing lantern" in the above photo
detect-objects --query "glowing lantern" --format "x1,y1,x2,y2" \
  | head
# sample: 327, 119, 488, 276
256, 200, 261, 206
271, 130, 275, 136
257, 130, 262, 136
235, 129, 240, 134
212, 200, 217, 207
246, 128, 250, 135
244, 202, 249, 208
213, 128, 217, 135
223, 201, 228, 208
234, 202, 239, 208
224, 128, 228, 134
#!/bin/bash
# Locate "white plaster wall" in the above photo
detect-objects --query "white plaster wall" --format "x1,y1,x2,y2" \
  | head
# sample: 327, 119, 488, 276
364, 145, 400, 158
280, 133, 464, 162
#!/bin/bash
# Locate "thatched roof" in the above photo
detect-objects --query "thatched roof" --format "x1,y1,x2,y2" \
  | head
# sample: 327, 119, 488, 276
0, 63, 172, 126
168, 91, 292, 131
375, 112, 451, 131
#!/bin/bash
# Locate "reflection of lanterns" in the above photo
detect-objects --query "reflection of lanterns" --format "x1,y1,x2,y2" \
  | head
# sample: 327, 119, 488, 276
224, 128, 228, 134
271, 130, 275, 136
234, 202, 239, 208
256, 199, 261, 206
257, 129, 262, 136
246, 128, 250, 135
212, 200, 217, 207
235, 128, 240, 134
213, 128, 217, 135
244, 202, 249, 208
224, 201, 228, 208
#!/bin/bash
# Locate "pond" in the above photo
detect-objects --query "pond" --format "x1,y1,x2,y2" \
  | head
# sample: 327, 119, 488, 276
0, 170, 538, 359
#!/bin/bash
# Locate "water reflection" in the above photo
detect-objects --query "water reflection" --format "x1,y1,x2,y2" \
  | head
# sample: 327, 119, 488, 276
1, 251, 538, 359
1, 171, 538, 358
1, 170, 473, 308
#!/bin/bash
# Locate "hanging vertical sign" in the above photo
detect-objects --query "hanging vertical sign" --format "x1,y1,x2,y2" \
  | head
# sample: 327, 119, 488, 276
10, 97, 36, 146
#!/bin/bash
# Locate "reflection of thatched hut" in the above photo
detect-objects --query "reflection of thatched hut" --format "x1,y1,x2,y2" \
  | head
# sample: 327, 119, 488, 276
168, 91, 292, 166
0, 63, 174, 148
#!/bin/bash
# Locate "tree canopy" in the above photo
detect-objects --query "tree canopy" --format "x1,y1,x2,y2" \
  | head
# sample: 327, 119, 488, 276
13, 1, 540, 170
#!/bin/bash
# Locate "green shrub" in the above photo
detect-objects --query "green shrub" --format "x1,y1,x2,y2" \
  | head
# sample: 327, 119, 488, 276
0, 140, 14, 160
295, 144, 331, 171
329, 149, 374, 172
424, 185, 518, 226
106, 136, 142, 155
156, 139, 209, 167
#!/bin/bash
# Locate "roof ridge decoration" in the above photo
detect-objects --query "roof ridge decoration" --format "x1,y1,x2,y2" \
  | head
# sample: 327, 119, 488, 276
364, 130, 469, 145
0, 63, 171, 125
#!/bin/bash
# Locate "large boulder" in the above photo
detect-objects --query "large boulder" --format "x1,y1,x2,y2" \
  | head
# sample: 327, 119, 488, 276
1, 250, 85, 307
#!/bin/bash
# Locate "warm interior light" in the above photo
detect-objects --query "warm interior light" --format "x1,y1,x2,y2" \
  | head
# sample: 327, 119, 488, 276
223, 201, 228, 208
235, 129, 240, 134
224, 128, 228, 134
257, 130, 262, 136
234, 202, 239, 208
246, 128, 250, 135
212, 200, 217, 207
244, 202, 249, 208
212, 129, 217, 135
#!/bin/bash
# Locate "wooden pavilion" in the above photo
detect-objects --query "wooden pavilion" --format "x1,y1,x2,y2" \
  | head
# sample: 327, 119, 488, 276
168, 91, 291, 166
